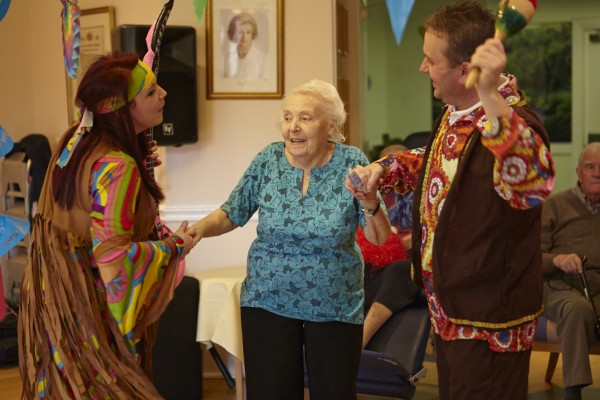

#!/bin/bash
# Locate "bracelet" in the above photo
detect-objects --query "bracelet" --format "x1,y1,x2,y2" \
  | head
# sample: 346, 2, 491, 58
361, 202, 380, 217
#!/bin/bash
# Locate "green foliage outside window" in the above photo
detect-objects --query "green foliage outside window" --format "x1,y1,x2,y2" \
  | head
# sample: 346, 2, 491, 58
504, 22, 572, 143
429, 23, 572, 143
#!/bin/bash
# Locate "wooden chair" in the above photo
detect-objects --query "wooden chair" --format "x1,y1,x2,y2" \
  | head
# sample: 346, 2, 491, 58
534, 315, 600, 383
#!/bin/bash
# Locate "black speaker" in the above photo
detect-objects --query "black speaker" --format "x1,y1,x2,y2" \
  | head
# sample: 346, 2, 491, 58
112, 25, 198, 147
152, 277, 203, 399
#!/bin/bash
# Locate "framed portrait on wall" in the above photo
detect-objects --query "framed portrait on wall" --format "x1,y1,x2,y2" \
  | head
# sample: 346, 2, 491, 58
206, 0, 284, 99
65, 7, 115, 123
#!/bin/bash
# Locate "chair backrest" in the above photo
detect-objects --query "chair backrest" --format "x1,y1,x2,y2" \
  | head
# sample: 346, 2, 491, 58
357, 290, 430, 399
403, 131, 431, 150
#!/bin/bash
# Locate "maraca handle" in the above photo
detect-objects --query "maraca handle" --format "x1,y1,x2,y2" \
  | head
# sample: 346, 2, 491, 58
465, 67, 480, 89
464, 29, 505, 89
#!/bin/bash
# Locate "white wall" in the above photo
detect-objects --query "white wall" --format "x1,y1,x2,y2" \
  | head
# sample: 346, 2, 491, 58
0, 0, 336, 275
0, 0, 35, 139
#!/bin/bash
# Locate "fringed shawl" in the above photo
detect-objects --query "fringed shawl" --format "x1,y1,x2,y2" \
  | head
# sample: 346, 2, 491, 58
18, 144, 180, 399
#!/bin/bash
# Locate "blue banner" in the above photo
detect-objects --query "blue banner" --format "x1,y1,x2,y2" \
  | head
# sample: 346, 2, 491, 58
0, 125, 14, 158
0, 0, 11, 22
0, 215, 29, 258
385, 0, 415, 46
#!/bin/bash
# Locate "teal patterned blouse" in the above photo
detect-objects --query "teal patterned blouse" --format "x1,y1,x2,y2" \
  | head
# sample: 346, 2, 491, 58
222, 142, 374, 324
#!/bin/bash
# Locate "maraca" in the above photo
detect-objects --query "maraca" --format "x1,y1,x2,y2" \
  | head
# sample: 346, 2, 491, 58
465, 0, 537, 88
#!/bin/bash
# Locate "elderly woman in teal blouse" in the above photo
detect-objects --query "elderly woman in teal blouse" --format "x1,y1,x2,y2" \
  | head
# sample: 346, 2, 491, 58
188, 79, 390, 400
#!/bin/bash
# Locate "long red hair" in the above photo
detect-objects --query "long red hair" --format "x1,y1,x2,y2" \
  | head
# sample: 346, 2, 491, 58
52, 50, 164, 208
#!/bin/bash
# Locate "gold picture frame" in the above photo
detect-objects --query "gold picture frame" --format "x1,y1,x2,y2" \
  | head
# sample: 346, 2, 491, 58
206, 0, 284, 99
65, 7, 115, 123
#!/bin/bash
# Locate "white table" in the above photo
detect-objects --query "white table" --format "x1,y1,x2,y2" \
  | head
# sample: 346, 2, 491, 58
195, 266, 246, 400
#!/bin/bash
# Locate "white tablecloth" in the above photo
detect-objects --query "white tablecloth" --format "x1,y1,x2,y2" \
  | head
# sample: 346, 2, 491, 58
195, 266, 246, 361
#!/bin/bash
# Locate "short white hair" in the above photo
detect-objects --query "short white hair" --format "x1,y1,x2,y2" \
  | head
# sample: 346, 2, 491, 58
578, 142, 600, 166
282, 79, 347, 143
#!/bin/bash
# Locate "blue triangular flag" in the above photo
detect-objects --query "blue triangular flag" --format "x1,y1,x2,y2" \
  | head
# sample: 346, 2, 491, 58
0, 124, 14, 158
0, 0, 12, 23
386, 0, 415, 46
0, 214, 29, 258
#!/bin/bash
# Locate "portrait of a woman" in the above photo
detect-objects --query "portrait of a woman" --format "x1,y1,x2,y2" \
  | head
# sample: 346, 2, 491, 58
221, 11, 269, 79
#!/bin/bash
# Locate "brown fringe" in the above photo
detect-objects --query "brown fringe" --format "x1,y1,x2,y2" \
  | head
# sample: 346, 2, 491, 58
18, 214, 168, 399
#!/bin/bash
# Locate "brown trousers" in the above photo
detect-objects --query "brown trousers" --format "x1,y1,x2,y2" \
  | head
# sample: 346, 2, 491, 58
543, 280, 598, 387
434, 335, 531, 400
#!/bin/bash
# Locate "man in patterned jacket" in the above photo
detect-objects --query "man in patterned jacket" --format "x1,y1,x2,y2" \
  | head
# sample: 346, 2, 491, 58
346, 1, 555, 399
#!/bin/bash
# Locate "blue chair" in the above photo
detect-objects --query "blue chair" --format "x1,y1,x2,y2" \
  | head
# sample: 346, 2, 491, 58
357, 289, 431, 399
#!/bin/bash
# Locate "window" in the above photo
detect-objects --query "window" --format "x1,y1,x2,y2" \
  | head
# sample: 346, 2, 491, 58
505, 22, 572, 143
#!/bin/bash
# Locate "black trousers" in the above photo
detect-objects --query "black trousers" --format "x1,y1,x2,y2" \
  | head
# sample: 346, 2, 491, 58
435, 334, 531, 400
241, 307, 363, 400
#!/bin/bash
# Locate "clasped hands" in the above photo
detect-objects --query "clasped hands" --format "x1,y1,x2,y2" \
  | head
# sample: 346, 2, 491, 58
345, 163, 385, 202
172, 221, 195, 258
172, 221, 207, 257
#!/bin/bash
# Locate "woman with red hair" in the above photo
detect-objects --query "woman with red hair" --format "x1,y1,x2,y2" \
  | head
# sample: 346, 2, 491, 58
18, 50, 194, 399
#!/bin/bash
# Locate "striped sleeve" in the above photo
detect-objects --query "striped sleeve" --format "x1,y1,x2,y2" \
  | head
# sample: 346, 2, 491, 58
90, 151, 183, 348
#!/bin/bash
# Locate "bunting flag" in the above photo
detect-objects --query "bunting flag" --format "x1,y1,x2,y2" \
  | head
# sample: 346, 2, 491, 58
0, 124, 14, 158
192, 0, 207, 22
0, 215, 29, 258
61, 0, 81, 79
0, 212, 30, 318
385, 0, 415, 46
0, 0, 11, 22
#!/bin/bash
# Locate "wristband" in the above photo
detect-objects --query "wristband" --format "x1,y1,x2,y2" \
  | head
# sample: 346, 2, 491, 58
361, 202, 380, 217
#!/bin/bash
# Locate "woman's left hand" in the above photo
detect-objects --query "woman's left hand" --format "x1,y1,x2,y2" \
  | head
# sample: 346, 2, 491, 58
345, 164, 384, 199
174, 220, 195, 258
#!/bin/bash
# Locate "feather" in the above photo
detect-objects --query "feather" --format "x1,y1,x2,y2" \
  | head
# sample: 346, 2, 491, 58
143, 0, 175, 72
61, 0, 81, 79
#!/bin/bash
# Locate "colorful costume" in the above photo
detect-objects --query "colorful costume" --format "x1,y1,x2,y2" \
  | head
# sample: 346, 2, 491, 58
541, 185, 600, 388
19, 143, 184, 399
376, 75, 554, 350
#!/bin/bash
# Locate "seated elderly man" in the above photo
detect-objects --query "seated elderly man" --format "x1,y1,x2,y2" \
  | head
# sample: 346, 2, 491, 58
541, 142, 600, 400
